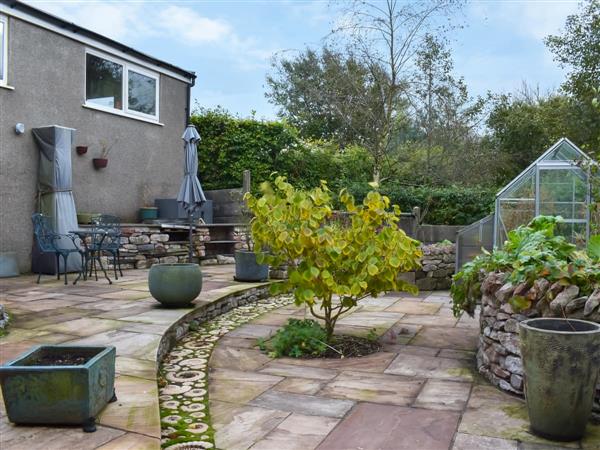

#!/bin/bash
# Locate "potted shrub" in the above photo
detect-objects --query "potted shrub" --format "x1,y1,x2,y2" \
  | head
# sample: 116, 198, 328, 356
0, 345, 117, 432
519, 318, 600, 441
148, 263, 202, 307
92, 138, 117, 170
234, 196, 268, 281
245, 176, 422, 341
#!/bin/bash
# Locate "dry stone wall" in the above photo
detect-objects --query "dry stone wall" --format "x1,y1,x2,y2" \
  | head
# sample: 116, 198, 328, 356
414, 243, 455, 291
477, 271, 600, 403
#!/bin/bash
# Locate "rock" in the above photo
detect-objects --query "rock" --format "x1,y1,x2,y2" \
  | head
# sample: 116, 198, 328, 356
529, 278, 550, 300
130, 235, 150, 245
514, 282, 530, 297
216, 255, 235, 265
161, 256, 179, 264
492, 364, 511, 379
548, 281, 564, 299
584, 289, 600, 316
497, 332, 521, 355
492, 320, 506, 330
416, 277, 437, 290
484, 346, 501, 364
482, 306, 497, 317
150, 233, 170, 243
549, 285, 579, 315
482, 272, 506, 295
495, 283, 514, 304
493, 343, 508, 356
503, 355, 523, 375
510, 374, 523, 391
500, 303, 514, 314
422, 264, 437, 272
504, 318, 519, 333
481, 294, 497, 308
565, 296, 588, 314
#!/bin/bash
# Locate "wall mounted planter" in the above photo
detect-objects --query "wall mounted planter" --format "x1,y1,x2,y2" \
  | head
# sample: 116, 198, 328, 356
92, 158, 108, 169
0, 345, 117, 432
519, 318, 600, 441
76, 146, 88, 155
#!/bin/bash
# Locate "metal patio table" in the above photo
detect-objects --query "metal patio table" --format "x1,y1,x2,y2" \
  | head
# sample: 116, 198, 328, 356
70, 229, 114, 285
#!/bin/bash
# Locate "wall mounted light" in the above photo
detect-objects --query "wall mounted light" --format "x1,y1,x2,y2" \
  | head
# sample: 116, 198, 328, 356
15, 123, 25, 135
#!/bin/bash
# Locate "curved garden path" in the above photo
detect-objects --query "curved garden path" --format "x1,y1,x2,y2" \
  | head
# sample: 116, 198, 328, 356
207, 291, 600, 450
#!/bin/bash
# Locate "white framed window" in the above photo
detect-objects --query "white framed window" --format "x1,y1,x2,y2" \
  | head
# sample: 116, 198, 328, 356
85, 49, 160, 122
0, 15, 8, 86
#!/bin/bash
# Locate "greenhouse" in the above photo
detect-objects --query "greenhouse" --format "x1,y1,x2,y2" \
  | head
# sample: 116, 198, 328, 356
494, 138, 592, 246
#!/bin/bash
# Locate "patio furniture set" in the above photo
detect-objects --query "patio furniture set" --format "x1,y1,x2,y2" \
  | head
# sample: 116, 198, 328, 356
31, 213, 123, 285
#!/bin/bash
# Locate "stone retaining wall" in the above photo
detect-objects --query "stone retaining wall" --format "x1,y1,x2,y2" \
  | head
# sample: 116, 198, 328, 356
414, 243, 455, 291
157, 285, 272, 361
477, 271, 600, 403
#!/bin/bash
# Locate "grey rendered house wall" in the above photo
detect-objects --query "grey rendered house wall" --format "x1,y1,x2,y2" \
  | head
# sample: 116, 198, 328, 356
0, 16, 189, 272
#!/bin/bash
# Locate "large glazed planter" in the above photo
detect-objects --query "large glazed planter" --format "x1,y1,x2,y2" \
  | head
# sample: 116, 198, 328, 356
234, 250, 269, 282
0, 345, 116, 432
519, 318, 600, 441
149, 263, 202, 307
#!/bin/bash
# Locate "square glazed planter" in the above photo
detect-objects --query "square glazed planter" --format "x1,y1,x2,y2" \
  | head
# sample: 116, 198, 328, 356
0, 345, 116, 432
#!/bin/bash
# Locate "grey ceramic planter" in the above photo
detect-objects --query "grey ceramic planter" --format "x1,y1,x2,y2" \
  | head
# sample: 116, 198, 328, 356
148, 263, 202, 307
0, 345, 116, 432
519, 318, 600, 441
234, 250, 268, 282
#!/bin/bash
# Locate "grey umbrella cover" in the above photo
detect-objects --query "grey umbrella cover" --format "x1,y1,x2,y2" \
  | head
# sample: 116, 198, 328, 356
177, 124, 206, 213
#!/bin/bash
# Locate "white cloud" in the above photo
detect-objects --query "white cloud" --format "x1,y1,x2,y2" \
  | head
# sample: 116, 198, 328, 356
159, 5, 231, 45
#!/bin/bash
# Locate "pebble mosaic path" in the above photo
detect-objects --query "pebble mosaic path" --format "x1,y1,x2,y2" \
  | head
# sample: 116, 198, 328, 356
192, 291, 600, 450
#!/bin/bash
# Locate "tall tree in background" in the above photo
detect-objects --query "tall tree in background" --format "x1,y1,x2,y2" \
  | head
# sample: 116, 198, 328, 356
267, 0, 462, 183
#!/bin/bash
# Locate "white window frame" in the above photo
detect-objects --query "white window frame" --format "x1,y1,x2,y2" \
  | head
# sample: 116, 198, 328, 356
84, 48, 160, 123
0, 14, 8, 86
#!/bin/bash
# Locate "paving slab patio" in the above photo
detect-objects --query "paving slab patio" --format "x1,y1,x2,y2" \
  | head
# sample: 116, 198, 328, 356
207, 289, 600, 450
0, 265, 267, 450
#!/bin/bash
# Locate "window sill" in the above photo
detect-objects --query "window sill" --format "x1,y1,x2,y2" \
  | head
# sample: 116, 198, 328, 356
0, 84, 15, 90
82, 103, 163, 126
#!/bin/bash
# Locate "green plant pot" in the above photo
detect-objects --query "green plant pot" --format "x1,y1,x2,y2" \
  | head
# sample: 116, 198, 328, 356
519, 318, 600, 441
148, 263, 202, 307
139, 207, 158, 221
77, 213, 100, 224
234, 250, 269, 282
0, 345, 116, 432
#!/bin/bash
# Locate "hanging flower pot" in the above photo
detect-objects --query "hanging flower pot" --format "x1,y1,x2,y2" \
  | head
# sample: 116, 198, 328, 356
76, 146, 88, 155
93, 158, 108, 169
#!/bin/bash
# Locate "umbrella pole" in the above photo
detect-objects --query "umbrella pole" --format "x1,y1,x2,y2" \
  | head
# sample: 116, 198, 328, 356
188, 212, 194, 263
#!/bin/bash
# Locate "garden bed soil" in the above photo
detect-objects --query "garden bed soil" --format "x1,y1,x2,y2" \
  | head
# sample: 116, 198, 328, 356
320, 335, 381, 359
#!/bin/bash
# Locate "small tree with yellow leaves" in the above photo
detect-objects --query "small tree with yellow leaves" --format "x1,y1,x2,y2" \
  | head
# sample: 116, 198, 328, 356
245, 176, 422, 341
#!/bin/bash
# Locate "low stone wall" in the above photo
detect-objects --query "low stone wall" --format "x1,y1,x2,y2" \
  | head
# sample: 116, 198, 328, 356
477, 271, 600, 401
157, 284, 272, 361
414, 243, 455, 290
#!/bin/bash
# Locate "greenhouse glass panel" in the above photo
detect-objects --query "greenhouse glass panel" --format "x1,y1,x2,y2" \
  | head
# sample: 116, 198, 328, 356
541, 140, 582, 162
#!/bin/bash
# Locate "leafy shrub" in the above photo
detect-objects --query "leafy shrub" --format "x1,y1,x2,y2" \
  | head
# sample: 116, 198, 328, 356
346, 182, 496, 225
263, 319, 328, 358
451, 216, 600, 317
246, 176, 422, 341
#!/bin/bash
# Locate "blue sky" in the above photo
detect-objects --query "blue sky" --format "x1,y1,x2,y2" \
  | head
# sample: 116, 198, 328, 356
29, 0, 579, 119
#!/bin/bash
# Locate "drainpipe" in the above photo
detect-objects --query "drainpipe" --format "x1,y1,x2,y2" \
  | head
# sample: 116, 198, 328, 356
185, 75, 196, 126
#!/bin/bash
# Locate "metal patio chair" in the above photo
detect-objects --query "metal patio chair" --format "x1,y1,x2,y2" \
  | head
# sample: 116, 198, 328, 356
31, 213, 85, 285
92, 214, 123, 280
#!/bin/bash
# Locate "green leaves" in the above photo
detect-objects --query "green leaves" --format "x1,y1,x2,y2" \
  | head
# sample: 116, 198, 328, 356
588, 235, 600, 262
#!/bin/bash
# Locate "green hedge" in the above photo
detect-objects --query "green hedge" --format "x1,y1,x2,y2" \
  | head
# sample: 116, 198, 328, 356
346, 183, 496, 225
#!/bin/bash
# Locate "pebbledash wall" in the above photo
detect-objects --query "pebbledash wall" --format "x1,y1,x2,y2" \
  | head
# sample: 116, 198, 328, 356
0, 2, 195, 272
477, 271, 600, 404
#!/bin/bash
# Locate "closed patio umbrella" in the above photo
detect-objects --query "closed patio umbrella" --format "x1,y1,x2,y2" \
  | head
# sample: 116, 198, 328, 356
177, 124, 206, 262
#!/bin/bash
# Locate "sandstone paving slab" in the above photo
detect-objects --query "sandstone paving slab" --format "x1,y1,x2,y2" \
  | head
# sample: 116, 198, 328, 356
399, 313, 459, 327
336, 311, 404, 328
98, 375, 160, 438
385, 300, 442, 315
410, 326, 479, 351
458, 385, 580, 448
227, 324, 280, 339
210, 400, 247, 430
423, 293, 452, 304
209, 368, 283, 404
259, 361, 338, 380
333, 324, 392, 339
0, 340, 41, 364
29, 332, 79, 344
214, 405, 290, 450
96, 432, 160, 450
13, 297, 81, 312
65, 330, 161, 360
384, 352, 474, 381
11, 307, 105, 329
320, 370, 425, 405
210, 346, 272, 371
277, 351, 397, 373
354, 296, 399, 311
439, 348, 476, 361
115, 356, 156, 380
217, 336, 261, 349
0, 327, 51, 343
249, 390, 354, 418
518, 442, 578, 450
75, 299, 148, 311
0, 420, 125, 450
379, 323, 422, 345
98, 290, 153, 300
93, 304, 157, 320
452, 433, 518, 450
250, 413, 340, 450
317, 402, 460, 450
118, 308, 189, 325
119, 322, 171, 335
273, 377, 327, 395
381, 341, 439, 354
250, 312, 295, 326
456, 309, 480, 329
413, 379, 472, 411
38, 317, 126, 336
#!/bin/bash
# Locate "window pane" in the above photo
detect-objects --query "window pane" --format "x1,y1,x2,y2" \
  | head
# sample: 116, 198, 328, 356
0, 21, 5, 80
128, 70, 156, 116
86, 53, 123, 109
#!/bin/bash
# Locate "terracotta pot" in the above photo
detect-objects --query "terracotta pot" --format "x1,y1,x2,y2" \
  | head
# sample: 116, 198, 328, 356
92, 158, 108, 169
76, 146, 88, 155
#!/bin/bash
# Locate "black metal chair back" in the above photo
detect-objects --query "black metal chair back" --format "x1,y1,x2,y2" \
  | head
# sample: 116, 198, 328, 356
92, 214, 123, 279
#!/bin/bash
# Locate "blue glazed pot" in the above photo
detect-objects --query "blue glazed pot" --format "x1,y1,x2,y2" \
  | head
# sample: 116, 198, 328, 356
234, 250, 269, 282
148, 263, 202, 307
0, 345, 116, 432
